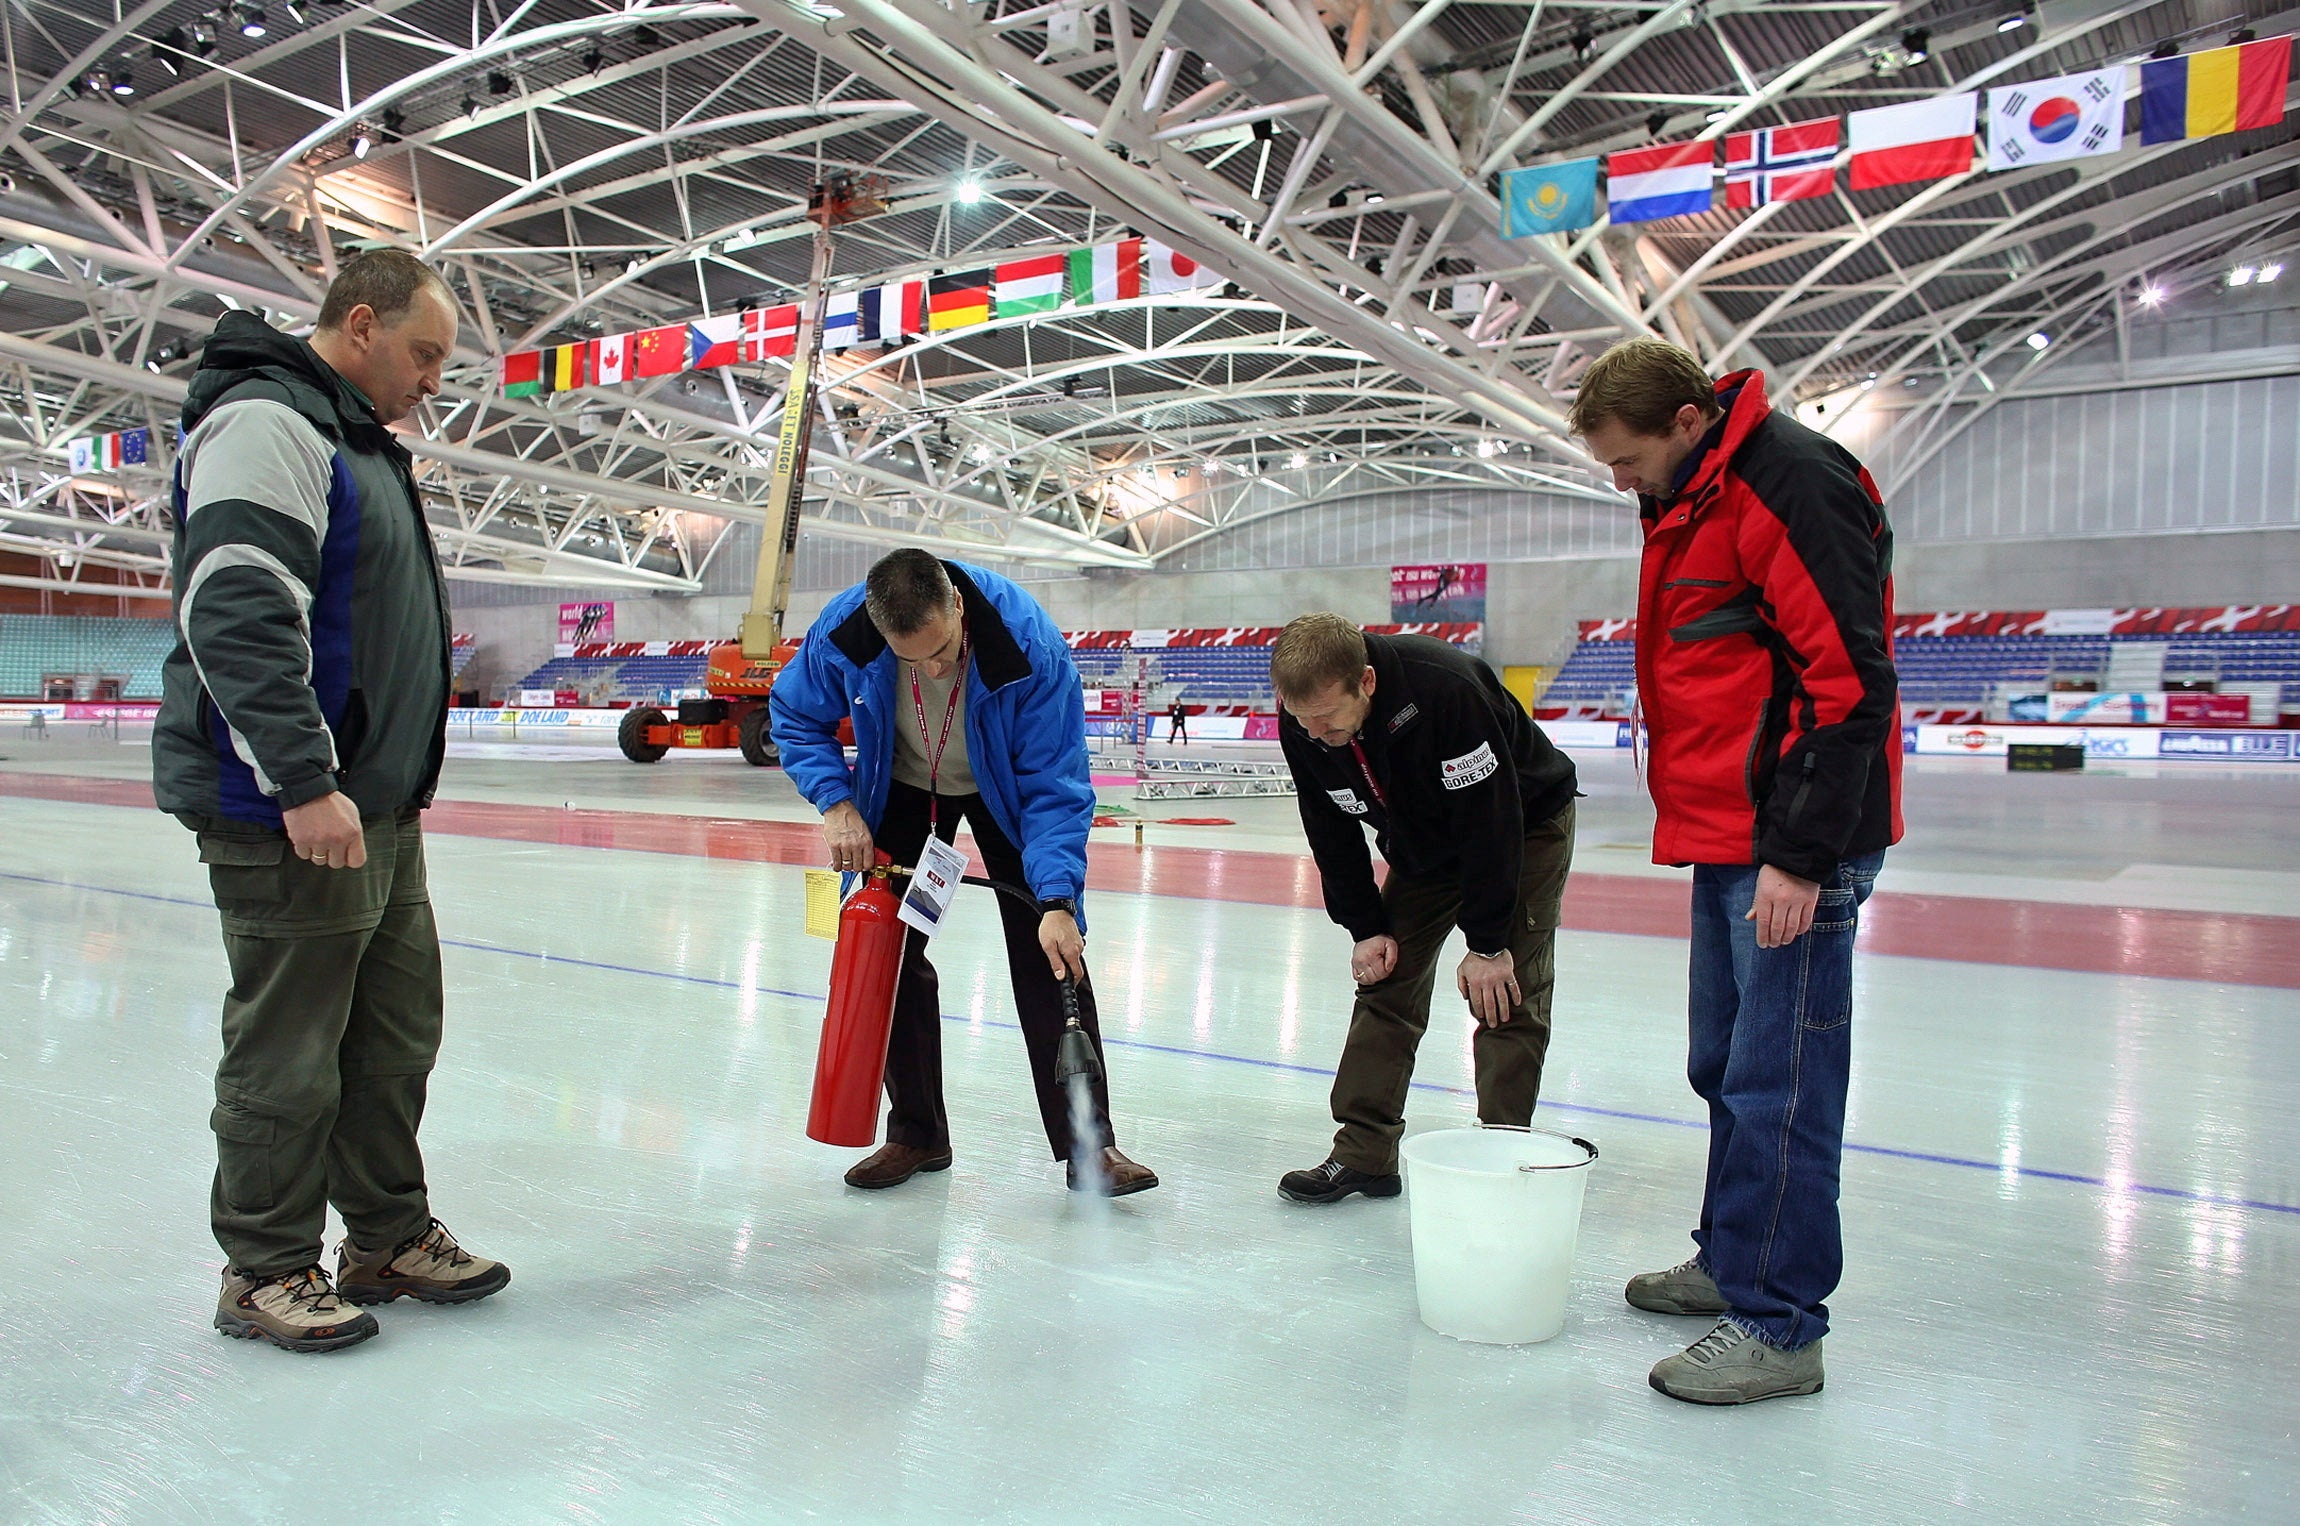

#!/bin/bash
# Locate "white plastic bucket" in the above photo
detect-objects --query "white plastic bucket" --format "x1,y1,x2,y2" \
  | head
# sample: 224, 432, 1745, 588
1399, 1125, 1598, 1344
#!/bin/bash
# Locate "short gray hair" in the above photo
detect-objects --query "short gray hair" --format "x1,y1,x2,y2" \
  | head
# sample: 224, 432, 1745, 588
864, 548, 955, 637
316, 249, 456, 332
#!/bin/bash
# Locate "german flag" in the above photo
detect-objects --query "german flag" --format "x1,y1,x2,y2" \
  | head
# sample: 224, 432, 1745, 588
543, 341, 589, 392
927, 268, 992, 331
502, 350, 543, 397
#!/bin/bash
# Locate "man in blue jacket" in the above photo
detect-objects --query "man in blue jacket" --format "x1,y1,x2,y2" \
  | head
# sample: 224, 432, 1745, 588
770, 549, 1157, 1195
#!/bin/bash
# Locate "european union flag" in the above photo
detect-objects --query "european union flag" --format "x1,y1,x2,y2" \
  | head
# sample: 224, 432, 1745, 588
1501, 158, 1600, 238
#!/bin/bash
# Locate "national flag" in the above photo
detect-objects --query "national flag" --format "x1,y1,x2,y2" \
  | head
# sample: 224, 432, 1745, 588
633, 325, 686, 378
742, 304, 799, 360
1724, 118, 1839, 208
100, 433, 124, 469
1146, 240, 1222, 294
1500, 158, 1600, 236
857, 279, 925, 343
1604, 141, 1714, 224
822, 290, 861, 350
927, 269, 992, 331
545, 341, 589, 392
1068, 238, 1143, 305
67, 437, 95, 475
1848, 92, 1977, 190
687, 314, 742, 370
593, 332, 632, 385
2141, 38, 2292, 144
995, 253, 1066, 316
118, 427, 149, 467
502, 349, 543, 397
1986, 67, 2126, 169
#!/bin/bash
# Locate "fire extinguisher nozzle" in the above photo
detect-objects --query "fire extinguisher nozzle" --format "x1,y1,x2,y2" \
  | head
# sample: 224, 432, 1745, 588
1054, 1021, 1102, 1086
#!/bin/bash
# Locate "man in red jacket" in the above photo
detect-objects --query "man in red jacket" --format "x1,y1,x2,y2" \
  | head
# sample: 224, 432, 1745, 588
1571, 338, 1902, 1406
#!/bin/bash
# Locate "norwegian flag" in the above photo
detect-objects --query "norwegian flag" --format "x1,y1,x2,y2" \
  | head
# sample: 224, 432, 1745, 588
1724, 117, 1840, 208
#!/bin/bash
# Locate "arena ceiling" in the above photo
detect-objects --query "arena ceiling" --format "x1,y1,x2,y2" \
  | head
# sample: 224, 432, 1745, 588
0, 0, 2294, 597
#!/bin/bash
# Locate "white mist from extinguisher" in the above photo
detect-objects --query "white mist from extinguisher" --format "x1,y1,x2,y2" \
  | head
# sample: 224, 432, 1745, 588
1067, 1070, 1107, 1199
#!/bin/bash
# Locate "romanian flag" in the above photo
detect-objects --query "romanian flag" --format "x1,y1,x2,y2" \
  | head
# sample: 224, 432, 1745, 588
633, 325, 686, 378
743, 304, 799, 360
544, 341, 589, 392
1068, 238, 1142, 305
994, 253, 1065, 316
2141, 38, 2292, 144
688, 315, 742, 370
928, 269, 993, 331
502, 349, 543, 397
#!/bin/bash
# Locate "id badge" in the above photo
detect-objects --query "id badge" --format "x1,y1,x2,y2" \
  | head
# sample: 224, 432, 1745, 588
898, 834, 969, 938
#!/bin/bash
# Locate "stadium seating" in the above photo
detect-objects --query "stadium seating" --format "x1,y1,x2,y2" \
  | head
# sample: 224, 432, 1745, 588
0, 615, 174, 699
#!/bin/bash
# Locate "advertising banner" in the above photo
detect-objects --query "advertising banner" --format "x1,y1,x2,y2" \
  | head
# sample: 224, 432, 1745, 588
558, 601, 614, 644
2163, 693, 2252, 726
2158, 729, 2293, 760
1390, 564, 1486, 623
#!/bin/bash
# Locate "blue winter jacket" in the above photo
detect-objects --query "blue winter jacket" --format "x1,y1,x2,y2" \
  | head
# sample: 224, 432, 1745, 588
768, 561, 1096, 925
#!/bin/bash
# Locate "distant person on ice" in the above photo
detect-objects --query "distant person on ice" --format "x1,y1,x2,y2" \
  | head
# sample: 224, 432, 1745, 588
1168, 697, 1189, 746
771, 549, 1157, 1196
1572, 336, 1901, 1406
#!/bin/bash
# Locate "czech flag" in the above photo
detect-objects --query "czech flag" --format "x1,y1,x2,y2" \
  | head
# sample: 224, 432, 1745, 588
1604, 141, 1715, 224
1848, 93, 1976, 190
2141, 38, 2292, 144
688, 314, 742, 370
928, 269, 993, 331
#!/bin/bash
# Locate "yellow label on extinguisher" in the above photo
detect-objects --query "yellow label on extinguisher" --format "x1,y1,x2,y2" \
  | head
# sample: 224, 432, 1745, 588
803, 870, 842, 939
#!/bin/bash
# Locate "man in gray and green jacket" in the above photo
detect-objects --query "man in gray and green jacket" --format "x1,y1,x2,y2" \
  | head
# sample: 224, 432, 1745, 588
155, 250, 508, 1353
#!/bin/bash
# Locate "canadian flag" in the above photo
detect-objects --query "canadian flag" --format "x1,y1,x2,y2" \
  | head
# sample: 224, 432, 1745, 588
1848, 92, 1977, 191
1145, 240, 1223, 295
593, 332, 632, 385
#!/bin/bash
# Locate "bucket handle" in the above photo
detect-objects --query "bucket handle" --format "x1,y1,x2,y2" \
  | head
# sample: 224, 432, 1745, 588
1472, 1121, 1600, 1170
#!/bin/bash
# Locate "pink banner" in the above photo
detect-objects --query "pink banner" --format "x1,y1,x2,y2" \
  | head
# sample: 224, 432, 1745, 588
2164, 693, 2253, 726
559, 601, 614, 645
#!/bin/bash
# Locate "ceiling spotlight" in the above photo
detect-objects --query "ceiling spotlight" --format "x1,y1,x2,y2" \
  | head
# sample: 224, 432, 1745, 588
461, 94, 477, 118
110, 68, 137, 95
2025, 330, 2050, 350
380, 106, 406, 140
1900, 27, 1930, 64
955, 178, 983, 204
579, 258, 597, 279
1646, 110, 1669, 139
352, 131, 371, 158
1996, 5, 2029, 34
2138, 282, 2165, 306
235, 6, 268, 39
2230, 27, 2257, 44
2149, 40, 2180, 60
488, 70, 513, 96
1289, 451, 1308, 468
2228, 265, 2256, 286
624, 255, 643, 275
2260, 262, 2284, 283
583, 46, 605, 72
1570, 26, 1595, 61
278, 0, 306, 22
633, 23, 662, 48
190, 24, 217, 57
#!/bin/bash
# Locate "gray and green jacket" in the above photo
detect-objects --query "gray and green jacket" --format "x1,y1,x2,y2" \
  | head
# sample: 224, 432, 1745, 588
153, 310, 451, 827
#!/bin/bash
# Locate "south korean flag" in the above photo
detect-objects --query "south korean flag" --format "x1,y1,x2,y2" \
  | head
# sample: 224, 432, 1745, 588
1986, 66, 2127, 170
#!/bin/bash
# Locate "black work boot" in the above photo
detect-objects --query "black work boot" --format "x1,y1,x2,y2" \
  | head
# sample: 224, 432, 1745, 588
1278, 1157, 1402, 1205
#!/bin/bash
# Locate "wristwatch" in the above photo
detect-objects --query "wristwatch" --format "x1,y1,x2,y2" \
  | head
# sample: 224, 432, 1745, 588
1037, 896, 1078, 917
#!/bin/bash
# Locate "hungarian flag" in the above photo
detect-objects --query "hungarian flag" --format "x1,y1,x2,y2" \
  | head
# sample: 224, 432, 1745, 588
995, 253, 1065, 316
593, 332, 633, 385
544, 341, 589, 392
1069, 238, 1143, 305
821, 290, 861, 350
928, 269, 993, 331
857, 279, 925, 344
502, 349, 543, 397
1146, 241, 1222, 295
742, 304, 799, 360
2141, 38, 2292, 144
1848, 93, 1976, 190
633, 325, 686, 378
688, 314, 742, 369
1725, 118, 1839, 207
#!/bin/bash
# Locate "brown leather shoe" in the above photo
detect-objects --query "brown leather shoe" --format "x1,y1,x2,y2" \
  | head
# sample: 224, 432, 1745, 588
1068, 1147, 1159, 1197
844, 1141, 953, 1189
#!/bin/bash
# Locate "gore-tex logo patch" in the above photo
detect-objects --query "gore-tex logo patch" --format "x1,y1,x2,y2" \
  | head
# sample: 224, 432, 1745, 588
1327, 788, 1368, 816
1441, 741, 1498, 790
1388, 702, 1420, 732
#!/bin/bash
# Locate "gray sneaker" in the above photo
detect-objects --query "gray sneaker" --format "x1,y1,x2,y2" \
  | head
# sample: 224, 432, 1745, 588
1649, 1318, 1824, 1405
1625, 1255, 1730, 1315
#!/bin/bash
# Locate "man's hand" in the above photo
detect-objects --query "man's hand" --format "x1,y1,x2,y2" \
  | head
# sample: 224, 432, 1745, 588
1039, 910, 1086, 982
1747, 863, 1822, 949
822, 801, 875, 874
1350, 935, 1399, 987
283, 791, 365, 871
1456, 950, 1522, 1028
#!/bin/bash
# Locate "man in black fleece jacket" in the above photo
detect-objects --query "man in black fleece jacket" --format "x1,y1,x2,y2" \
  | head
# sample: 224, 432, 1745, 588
1271, 615, 1578, 1204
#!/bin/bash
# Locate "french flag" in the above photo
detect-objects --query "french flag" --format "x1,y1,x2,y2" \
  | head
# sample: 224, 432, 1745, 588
1724, 117, 1839, 208
1604, 141, 1715, 225
1848, 92, 1976, 191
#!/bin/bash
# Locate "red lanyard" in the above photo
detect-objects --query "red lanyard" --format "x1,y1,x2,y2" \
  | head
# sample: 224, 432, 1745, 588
909, 624, 969, 829
1349, 736, 1388, 813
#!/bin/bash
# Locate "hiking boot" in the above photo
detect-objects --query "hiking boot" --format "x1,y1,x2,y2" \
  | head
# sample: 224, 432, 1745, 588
844, 1141, 953, 1189
215, 1265, 379, 1353
1068, 1146, 1159, 1197
1649, 1318, 1825, 1405
1278, 1157, 1402, 1205
336, 1218, 510, 1306
1626, 1255, 1730, 1316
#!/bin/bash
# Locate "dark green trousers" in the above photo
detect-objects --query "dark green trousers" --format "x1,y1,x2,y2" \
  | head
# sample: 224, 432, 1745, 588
190, 807, 442, 1278
1329, 800, 1575, 1175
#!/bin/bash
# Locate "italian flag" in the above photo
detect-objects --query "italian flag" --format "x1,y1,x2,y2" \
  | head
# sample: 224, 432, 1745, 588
995, 253, 1065, 317
1068, 238, 1142, 306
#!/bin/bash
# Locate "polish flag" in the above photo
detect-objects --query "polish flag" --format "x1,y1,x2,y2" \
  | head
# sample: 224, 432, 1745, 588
1848, 92, 1977, 191
742, 304, 799, 360
593, 332, 632, 385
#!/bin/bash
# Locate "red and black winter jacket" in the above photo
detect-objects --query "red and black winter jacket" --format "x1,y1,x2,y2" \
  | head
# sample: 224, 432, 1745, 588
1635, 369, 1903, 880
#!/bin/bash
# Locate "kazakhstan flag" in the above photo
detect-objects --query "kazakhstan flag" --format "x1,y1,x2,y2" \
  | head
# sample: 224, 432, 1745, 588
1501, 158, 1600, 237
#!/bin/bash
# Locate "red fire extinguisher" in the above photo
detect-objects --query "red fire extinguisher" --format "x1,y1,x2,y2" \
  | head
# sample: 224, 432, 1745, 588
807, 851, 907, 1146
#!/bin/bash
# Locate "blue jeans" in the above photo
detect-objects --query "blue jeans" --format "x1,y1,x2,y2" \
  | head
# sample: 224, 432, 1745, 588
1686, 851, 1885, 1349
